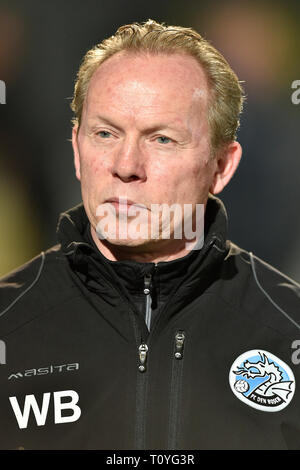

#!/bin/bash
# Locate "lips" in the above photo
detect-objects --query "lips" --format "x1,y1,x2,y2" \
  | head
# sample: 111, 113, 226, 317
106, 197, 137, 206
105, 197, 147, 209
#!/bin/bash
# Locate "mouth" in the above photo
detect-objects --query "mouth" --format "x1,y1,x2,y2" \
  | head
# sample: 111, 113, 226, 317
104, 197, 148, 213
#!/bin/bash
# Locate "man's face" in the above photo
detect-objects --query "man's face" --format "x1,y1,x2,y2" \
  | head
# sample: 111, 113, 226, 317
73, 51, 218, 254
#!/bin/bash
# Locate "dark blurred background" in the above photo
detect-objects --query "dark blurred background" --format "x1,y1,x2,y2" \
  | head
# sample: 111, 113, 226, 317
0, 0, 299, 280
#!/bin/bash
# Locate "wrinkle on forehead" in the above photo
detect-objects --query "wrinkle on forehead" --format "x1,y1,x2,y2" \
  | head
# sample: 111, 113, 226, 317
83, 52, 210, 125
106, 79, 160, 117
116, 79, 156, 95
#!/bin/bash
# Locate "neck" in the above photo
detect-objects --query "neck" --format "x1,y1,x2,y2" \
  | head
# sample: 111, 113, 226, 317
90, 225, 201, 263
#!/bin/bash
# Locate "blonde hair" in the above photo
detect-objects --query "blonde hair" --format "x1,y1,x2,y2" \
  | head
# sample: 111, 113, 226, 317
71, 19, 245, 153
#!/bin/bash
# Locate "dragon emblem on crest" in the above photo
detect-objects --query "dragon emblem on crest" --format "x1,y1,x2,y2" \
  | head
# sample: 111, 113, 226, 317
229, 350, 296, 412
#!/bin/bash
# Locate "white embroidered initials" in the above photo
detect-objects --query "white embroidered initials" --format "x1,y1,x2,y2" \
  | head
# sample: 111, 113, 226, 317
9, 390, 81, 429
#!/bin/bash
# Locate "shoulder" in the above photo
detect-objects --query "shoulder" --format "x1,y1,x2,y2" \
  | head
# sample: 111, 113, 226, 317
217, 241, 300, 336
0, 245, 77, 335
224, 242, 300, 299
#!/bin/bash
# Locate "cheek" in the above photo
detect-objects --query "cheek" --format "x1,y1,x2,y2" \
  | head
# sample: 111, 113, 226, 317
150, 158, 188, 181
150, 160, 184, 195
189, 153, 214, 181
189, 159, 214, 196
89, 156, 102, 175
80, 151, 110, 180
149, 158, 202, 202
151, 157, 206, 185
151, 155, 214, 204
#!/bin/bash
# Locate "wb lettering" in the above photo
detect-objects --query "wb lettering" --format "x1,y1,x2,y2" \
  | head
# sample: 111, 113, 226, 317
9, 390, 81, 429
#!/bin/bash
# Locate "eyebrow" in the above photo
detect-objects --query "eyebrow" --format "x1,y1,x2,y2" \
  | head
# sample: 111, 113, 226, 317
88, 115, 190, 136
88, 115, 123, 131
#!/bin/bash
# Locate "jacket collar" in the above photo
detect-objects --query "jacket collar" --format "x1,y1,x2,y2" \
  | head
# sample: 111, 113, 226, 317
57, 194, 230, 307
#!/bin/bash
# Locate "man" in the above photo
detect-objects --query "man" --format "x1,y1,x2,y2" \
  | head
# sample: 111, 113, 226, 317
0, 19, 299, 450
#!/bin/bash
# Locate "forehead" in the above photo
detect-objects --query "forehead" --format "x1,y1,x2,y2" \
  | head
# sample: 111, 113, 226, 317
84, 51, 210, 118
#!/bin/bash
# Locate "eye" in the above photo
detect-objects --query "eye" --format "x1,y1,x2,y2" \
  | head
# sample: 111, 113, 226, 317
156, 136, 172, 144
97, 130, 112, 138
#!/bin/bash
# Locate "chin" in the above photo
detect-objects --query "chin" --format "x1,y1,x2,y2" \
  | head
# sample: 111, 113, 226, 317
102, 236, 154, 248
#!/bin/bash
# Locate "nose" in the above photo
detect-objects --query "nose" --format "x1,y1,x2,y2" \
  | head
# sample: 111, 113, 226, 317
111, 136, 146, 183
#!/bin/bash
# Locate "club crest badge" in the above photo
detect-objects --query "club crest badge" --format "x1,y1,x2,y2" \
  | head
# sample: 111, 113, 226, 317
229, 350, 295, 412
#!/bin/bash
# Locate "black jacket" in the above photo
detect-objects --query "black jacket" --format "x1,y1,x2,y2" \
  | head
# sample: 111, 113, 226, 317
0, 195, 299, 450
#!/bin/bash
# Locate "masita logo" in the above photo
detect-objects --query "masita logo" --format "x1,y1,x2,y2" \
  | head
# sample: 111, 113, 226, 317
8, 362, 79, 380
229, 350, 295, 412
9, 390, 81, 429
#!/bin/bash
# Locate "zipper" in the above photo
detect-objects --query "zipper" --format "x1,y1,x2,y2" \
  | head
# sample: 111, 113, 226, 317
135, 342, 148, 449
134, 269, 154, 449
143, 273, 152, 331
174, 331, 185, 359
138, 343, 148, 372
85, 237, 213, 449
168, 330, 186, 449
135, 239, 214, 449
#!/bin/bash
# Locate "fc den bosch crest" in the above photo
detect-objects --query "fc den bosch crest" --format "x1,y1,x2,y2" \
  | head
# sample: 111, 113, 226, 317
229, 350, 295, 412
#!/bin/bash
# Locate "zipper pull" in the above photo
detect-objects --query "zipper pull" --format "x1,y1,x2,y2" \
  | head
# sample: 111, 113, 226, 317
143, 273, 152, 295
144, 273, 152, 331
174, 331, 185, 359
138, 343, 148, 372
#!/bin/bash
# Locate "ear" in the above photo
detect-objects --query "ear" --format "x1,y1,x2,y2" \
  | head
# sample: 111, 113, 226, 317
209, 141, 242, 194
72, 125, 81, 181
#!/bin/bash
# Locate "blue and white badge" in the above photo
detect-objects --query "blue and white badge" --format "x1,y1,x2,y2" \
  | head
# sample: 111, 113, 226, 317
229, 350, 296, 412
